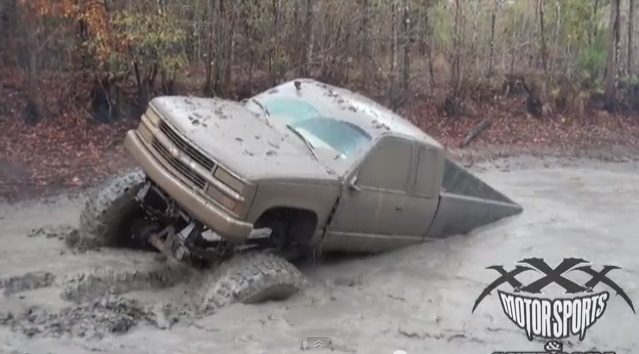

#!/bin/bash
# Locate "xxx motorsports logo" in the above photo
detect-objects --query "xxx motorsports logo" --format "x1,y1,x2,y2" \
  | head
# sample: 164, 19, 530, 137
472, 258, 635, 342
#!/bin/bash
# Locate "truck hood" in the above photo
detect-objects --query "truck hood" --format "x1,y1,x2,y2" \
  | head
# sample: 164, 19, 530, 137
149, 96, 341, 181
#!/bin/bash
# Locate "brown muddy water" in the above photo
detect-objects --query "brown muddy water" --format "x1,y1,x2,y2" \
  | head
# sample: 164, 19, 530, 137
0, 156, 637, 354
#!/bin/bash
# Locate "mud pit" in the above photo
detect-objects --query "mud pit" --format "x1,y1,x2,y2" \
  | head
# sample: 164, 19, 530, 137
0, 155, 637, 354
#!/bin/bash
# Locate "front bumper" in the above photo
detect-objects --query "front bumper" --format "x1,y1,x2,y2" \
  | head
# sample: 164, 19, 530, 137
124, 130, 253, 241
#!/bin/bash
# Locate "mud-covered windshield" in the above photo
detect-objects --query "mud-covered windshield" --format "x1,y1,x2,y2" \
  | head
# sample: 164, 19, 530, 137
260, 98, 321, 125
289, 117, 372, 159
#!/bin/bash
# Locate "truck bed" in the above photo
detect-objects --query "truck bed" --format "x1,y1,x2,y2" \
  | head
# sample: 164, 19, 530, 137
425, 158, 524, 239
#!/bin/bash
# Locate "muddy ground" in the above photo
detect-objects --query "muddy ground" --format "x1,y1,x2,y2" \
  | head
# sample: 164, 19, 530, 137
0, 154, 638, 354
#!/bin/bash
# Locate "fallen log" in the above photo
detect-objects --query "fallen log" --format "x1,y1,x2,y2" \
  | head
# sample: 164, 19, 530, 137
460, 118, 492, 148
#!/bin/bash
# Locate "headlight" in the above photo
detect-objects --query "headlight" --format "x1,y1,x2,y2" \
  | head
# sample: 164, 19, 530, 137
145, 106, 162, 126
138, 108, 161, 143
214, 168, 244, 192
206, 184, 236, 211
137, 123, 154, 143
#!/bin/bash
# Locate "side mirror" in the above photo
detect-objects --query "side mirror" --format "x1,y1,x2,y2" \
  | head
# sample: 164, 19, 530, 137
348, 175, 362, 191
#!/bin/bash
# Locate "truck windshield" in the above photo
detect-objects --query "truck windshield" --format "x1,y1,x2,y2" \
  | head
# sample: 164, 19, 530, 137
260, 98, 321, 125
288, 117, 372, 159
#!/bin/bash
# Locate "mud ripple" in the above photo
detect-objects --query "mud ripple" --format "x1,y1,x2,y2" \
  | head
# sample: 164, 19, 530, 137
0, 295, 188, 339
62, 264, 196, 303
1, 272, 56, 296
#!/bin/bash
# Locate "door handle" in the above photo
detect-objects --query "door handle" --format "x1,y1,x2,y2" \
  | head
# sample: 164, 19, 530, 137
348, 175, 362, 191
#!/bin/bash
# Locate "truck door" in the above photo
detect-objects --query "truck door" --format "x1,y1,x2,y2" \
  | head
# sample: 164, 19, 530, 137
323, 136, 423, 253
404, 144, 444, 241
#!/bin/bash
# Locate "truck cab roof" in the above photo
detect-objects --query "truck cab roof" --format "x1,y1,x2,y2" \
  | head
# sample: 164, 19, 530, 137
251, 79, 444, 150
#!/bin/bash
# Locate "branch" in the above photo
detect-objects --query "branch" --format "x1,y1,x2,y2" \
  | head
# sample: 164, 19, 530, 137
460, 118, 492, 148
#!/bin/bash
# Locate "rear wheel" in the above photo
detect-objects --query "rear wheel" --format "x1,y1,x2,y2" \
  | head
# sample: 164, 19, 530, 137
197, 252, 307, 312
75, 169, 150, 250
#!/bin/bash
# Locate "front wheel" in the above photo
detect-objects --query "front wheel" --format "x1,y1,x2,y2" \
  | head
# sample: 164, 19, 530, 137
75, 169, 150, 250
197, 252, 307, 312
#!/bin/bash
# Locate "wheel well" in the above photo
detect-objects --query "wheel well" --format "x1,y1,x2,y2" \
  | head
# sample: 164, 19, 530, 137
254, 207, 318, 247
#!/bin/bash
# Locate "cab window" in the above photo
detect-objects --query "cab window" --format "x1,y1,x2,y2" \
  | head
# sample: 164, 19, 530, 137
289, 117, 372, 159
356, 137, 413, 192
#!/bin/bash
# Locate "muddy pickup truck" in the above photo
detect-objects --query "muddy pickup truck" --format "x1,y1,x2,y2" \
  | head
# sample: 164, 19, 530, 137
78, 79, 523, 310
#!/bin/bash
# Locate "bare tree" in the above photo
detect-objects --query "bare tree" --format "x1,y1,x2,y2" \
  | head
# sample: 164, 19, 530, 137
203, 0, 218, 95
390, 0, 398, 84
423, 0, 435, 89
488, 0, 498, 77
359, 0, 372, 81
604, 0, 621, 111
222, 2, 238, 92
628, 0, 635, 74
23, 5, 42, 125
302, 0, 314, 77
268, 0, 280, 84
537, 0, 547, 74
450, 0, 463, 97
401, 0, 411, 91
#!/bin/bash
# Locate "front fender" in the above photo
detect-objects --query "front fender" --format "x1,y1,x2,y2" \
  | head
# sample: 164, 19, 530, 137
247, 181, 340, 230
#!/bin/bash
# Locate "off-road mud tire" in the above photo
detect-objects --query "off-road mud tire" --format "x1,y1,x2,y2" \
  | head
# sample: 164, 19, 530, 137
76, 169, 147, 250
198, 252, 307, 312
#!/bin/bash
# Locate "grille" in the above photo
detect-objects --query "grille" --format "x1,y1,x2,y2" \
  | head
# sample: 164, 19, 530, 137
151, 138, 207, 189
159, 121, 216, 171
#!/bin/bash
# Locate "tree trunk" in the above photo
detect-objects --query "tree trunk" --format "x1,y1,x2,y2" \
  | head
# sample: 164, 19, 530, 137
423, 0, 435, 89
214, 0, 225, 95
418, 0, 428, 55
538, 0, 547, 73
628, 0, 635, 74
273, 0, 281, 81
203, 0, 216, 95
550, 0, 561, 77
292, 0, 300, 75
390, 0, 398, 84
401, 0, 410, 91
488, 0, 497, 76
604, 0, 620, 112
302, 0, 314, 77
360, 0, 372, 82
590, 0, 600, 46
451, 0, 462, 96
222, 2, 236, 93
194, 0, 201, 62
24, 6, 41, 125
509, 12, 517, 73
469, 1, 481, 77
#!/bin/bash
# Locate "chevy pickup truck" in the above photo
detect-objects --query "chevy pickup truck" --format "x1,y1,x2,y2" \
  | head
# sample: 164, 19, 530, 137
78, 79, 523, 310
